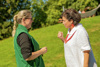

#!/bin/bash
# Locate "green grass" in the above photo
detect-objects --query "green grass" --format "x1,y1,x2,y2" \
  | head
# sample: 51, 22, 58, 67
0, 16, 100, 67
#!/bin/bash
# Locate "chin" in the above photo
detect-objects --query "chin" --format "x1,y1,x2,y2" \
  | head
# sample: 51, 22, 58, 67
29, 27, 31, 29
27, 27, 31, 29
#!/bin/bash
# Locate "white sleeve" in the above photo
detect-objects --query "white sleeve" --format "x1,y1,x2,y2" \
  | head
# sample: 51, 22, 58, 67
77, 29, 91, 51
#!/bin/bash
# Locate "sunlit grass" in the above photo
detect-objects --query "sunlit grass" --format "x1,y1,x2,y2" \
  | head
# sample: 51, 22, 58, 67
0, 16, 100, 67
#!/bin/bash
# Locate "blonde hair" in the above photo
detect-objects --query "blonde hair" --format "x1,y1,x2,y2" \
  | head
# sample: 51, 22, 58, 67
12, 10, 32, 37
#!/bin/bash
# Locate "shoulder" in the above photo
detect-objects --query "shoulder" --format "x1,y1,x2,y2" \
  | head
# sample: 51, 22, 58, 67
76, 24, 88, 36
19, 33, 28, 37
77, 24, 87, 32
17, 32, 31, 46
17, 32, 30, 40
15, 29, 28, 38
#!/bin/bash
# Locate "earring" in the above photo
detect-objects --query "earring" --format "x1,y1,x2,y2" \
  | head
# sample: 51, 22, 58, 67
71, 24, 74, 27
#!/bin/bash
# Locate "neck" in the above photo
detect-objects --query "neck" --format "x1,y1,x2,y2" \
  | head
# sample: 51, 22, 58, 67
69, 26, 74, 32
19, 23, 28, 29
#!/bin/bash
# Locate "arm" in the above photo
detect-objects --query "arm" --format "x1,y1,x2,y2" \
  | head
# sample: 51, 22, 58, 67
57, 31, 65, 42
17, 33, 47, 61
25, 47, 47, 61
83, 50, 90, 67
76, 28, 91, 67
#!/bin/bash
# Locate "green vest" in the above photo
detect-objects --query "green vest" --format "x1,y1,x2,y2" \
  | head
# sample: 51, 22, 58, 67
14, 24, 45, 67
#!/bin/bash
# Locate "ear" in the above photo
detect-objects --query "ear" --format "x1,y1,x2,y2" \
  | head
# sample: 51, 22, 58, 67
22, 18, 26, 24
70, 19, 74, 24
22, 18, 25, 22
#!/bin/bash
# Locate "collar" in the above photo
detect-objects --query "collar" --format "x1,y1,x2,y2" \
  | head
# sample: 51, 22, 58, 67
17, 24, 28, 32
68, 23, 82, 35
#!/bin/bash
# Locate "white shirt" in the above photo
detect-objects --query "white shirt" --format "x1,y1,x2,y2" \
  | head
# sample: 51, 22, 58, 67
64, 23, 97, 67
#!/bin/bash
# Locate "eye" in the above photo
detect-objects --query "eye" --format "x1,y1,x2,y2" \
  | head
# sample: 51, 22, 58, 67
26, 18, 32, 20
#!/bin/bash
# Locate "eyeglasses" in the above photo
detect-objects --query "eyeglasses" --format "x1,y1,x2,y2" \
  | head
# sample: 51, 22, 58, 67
26, 18, 33, 21
60, 20, 65, 22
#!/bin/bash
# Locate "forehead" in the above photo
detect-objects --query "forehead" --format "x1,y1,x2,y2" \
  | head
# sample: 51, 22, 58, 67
62, 16, 67, 20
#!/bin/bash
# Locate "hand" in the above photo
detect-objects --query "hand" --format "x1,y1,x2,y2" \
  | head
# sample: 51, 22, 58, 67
40, 47, 47, 54
58, 31, 63, 39
84, 65, 88, 67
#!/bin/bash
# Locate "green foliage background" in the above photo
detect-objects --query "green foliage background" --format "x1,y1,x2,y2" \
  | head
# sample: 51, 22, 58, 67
0, 0, 100, 40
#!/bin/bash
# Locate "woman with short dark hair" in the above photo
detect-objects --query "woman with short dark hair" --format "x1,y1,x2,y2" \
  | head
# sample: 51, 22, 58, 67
58, 9, 97, 67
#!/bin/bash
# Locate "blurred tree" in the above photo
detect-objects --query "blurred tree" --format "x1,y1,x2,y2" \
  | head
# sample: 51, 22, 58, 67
43, 0, 66, 26
0, 0, 31, 39
30, 0, 47, 29
0, 0, 100, 40
43, 0, 99, 26
0, 0, 31, 23
66, 0, 99, 11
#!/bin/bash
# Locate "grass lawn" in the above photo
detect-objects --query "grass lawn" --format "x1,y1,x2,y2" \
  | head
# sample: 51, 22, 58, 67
0, 16, 100, 67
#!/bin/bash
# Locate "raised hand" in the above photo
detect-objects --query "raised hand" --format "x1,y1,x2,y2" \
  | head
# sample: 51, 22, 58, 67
58, 31, 65, 42
40, 47, 47, 54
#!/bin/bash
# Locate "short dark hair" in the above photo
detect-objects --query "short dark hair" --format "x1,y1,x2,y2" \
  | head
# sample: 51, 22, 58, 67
61, 9, 81, 26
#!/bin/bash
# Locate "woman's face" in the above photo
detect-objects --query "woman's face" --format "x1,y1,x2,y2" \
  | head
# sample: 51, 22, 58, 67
24, 14, 33, 29
62, 16, 72, 28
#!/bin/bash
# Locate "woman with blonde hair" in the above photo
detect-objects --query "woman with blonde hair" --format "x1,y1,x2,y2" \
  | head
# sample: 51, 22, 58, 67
12, 10, 47, 67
